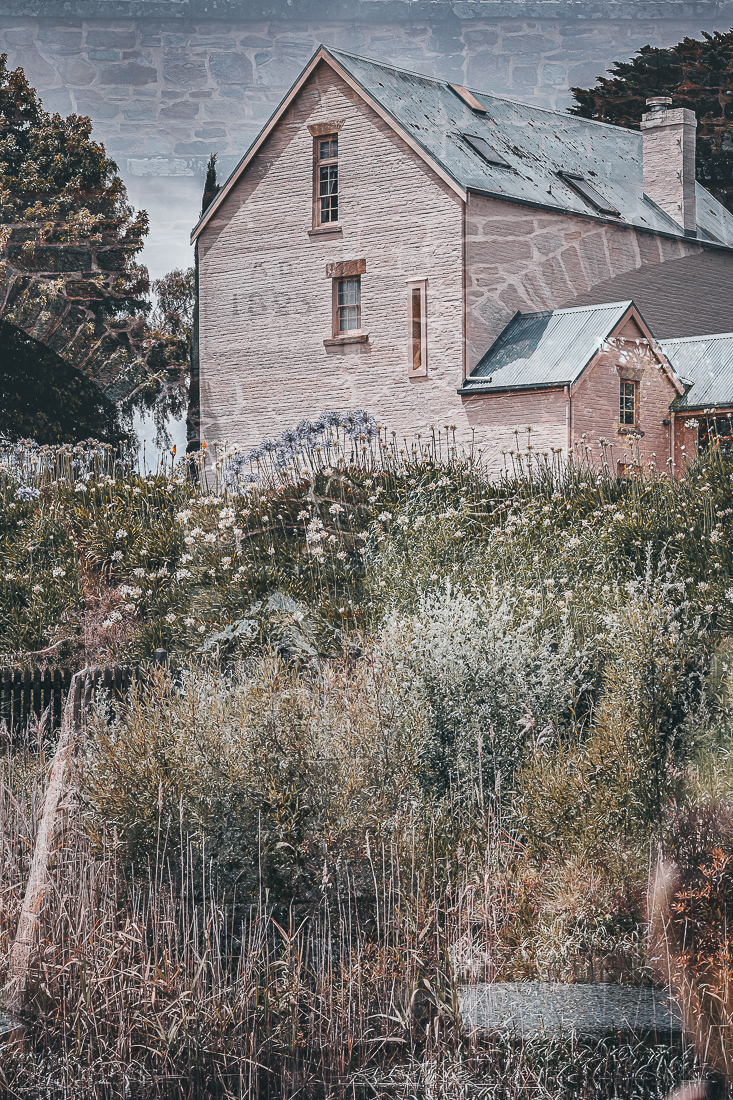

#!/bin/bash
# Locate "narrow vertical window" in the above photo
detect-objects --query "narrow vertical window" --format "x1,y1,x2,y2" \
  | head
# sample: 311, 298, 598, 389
315, 135, 338, 225
336, 277, 360, 333
406, 279, 428, 377
620, 380, 635, 425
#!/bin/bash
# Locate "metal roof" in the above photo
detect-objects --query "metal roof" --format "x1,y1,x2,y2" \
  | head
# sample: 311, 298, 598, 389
660, 333, 733, 410
324, 48, 733, 248
458, 301, 633, 395
192, 45, 733, 247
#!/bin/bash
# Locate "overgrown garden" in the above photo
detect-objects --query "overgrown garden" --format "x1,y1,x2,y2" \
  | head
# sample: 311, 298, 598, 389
0, 420, 732, 1097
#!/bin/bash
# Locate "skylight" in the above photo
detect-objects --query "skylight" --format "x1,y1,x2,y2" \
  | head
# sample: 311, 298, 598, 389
462, 134, 510, 168
559, 172, 620, 217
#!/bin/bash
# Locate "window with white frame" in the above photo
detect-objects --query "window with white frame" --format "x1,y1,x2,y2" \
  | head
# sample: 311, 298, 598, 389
336, 277, 361, 333
315, 135, 338, 225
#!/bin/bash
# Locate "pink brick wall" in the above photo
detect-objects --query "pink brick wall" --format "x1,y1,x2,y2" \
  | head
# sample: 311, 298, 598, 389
462, 388, 569, 474
197, 63, 465, 453
465, 192, 703, 375
570, 346, 677, 476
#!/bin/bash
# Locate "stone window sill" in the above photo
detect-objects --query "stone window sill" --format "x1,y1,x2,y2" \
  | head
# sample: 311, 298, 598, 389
617, 426, 645, 437
323, 333, 369, 347
309, 224, 343, 238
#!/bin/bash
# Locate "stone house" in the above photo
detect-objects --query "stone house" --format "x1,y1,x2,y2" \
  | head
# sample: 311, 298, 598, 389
192, 45, 733, 473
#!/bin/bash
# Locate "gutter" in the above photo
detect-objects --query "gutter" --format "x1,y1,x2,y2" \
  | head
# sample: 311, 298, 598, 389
457, 380, 571, 396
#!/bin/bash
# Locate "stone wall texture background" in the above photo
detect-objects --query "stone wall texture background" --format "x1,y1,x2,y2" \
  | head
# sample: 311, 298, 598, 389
2, 0, 733, 273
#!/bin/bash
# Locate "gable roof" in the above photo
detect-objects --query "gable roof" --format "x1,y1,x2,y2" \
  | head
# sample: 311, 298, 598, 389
457, 300, 683, 396
192, 45, 733, 248
459, 301, 631, 395
660, 333, 733, 410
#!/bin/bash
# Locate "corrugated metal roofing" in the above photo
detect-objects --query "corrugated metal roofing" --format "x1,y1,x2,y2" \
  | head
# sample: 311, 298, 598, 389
660, 333, 733, 409
458, 301, 632, 394
324, 47, 733, 249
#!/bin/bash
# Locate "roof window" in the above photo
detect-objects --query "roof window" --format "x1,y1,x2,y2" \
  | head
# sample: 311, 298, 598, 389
559, 171, 620, 217
462, 134, 510, 168
449, 84, 487, 114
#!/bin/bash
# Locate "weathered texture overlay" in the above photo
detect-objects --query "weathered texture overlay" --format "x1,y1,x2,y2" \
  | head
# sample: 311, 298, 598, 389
2, 1, 732, 261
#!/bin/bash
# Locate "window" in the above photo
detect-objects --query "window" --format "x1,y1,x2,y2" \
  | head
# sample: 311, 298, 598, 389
336, 277, 360, 333
462, 133, 510, 168
407, 279, 427, 377
559, 171, 620, 217
315, 135, 338, 225
620, 380, 636, 425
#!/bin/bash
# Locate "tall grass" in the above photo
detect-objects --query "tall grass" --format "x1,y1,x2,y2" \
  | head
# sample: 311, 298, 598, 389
1, 423, 733, 1095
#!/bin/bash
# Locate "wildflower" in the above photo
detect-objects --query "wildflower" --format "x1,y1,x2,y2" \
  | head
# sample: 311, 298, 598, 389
32, 584, 43, 593
111, 550, 123, 562
133, 567, 146, 577
180, 554, 193, 564
115, 529, 127, 540
698, 582, 710, 592
711, 531, 722, 543
204, 533, 217, 544
175, 568, 192, 581
189, 527, 203, 539
165, 612, 177, 624
568, 536, 580, 548
297, 510, 308, 520
198, 624, 206, 633
184, 618, 194, 627
328, 503, 345, 514
378, 511, 392, 522
336, 550, 347, 560
267, 546, 275, 556
15, 486, 40, 501
52, 567, 66, 578
220, 558, 232, 569
176, 510, 193, 523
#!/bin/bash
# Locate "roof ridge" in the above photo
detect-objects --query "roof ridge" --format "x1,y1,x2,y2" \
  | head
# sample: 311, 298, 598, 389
519, 300, 633, 318
660, 331, 733, 344
324, 44, 635, 134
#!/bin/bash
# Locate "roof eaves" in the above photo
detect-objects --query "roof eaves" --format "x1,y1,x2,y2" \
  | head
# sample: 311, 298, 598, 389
617, 300, 686, 396
191, 44, 467, 241
467, 186, 733, 251
190, 43, 328, 242
316, 48, 467, 202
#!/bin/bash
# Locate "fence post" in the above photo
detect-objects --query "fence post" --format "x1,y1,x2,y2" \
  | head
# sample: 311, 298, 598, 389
2, 669, 87, 1015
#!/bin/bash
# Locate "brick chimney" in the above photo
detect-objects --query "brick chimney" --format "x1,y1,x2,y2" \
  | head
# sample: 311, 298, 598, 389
641, 97, 697, 234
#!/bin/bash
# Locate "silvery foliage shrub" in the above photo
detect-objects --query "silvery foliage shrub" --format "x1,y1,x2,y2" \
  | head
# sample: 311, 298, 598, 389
381, 579, 591, 797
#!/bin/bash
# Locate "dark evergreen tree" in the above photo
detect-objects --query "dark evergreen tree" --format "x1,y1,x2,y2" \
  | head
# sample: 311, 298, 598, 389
201, 153, 221, 216
0, 321, 125, 444
570, 30, 733, 212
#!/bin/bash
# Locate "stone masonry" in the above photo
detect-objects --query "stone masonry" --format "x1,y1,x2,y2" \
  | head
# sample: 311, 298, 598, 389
2, 0, 733, 274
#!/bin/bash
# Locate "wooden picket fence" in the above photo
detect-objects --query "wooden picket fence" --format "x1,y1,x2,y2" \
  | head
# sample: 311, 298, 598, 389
0, 649, 169, 736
